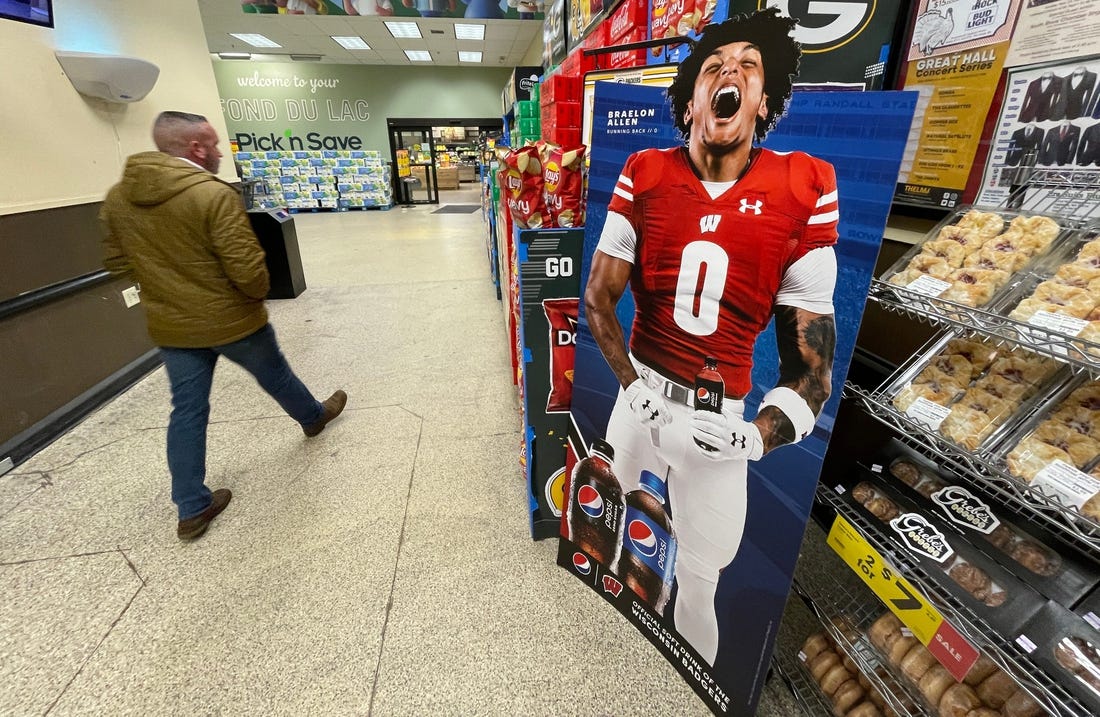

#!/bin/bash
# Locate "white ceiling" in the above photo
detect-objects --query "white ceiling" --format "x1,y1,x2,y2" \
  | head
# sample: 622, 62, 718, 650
196, 0, 544, 67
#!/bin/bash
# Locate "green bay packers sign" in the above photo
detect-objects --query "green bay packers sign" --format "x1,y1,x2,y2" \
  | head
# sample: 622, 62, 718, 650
648, 0, 907, 90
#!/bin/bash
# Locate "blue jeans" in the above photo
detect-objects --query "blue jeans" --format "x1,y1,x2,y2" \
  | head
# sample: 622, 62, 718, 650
160, 324, 323, 520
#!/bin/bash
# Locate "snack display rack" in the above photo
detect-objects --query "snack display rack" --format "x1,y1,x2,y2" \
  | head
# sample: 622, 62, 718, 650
816, 485, 1089, 716
845, 381, 1100, 558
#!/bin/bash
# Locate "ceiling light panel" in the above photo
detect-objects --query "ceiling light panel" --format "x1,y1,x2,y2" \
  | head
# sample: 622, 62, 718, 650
386, 22, 422, 39
229, 33, 281, 48
218, 52, 252, 60
454, 24, 485, 40
458, 51, 483, 63
404, 50, 432, 62
332, 36, 371, 50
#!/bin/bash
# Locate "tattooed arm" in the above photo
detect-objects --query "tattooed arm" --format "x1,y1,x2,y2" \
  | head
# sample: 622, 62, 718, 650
754, 305, 836, 454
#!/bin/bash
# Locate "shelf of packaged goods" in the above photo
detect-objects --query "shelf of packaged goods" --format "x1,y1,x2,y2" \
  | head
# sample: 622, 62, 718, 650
792, 567, 926, 716
867, 280, 1100, 379
771, 646, 833, 717
817, 485, 1089, 717
843, 382, 1100, 559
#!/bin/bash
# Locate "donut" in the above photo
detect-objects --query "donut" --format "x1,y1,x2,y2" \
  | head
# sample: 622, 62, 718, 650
963, 654, 998, 686
949, 560, 993, 602
1053, 263, 1100, 292
939, 683, 982, 717
1028, 281, 1097, 319
1033, 422, 1100, 468
866, 497, 900, 522
821, 663, 853, 695
852, 482, 877, 504
1008, 539, 1061, 576
832, 680, 866, 713
942, 268, 1011, 307
958, 210, 1006, 239
914, 476, 947, 498
1008, 214, 1060, 245
976, 669, 1017, 709
987, 524, 1017, 551
966, 709, 1003, 717
1006, 435, 1073, 481
846, 703, 883, 717
888, 635, 919, 665
868, 613, 902, 651
893, 379, 964, 411
802, 632, 833, 662
940, 406, 1003, 449
921, 239, 970, 266
889, 459, 923, 487
810, 651, 842, 681
1002, 689, 1045, 717
919, 664, 956, 705
900, 644, 939, 682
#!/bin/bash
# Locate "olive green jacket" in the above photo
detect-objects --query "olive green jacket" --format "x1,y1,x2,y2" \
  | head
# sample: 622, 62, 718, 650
100, 152, 269, 348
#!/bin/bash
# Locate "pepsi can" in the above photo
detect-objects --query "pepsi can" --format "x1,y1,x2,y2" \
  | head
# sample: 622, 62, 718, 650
693, 356, 724, 452
617, 470, 677, 614
565, 438, 624, 566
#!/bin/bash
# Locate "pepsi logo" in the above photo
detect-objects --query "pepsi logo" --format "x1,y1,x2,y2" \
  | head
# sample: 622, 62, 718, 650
628, 520, 658, 557
697, 387, 710, 402
572, 552, 592, 575
578, 485, 604, 518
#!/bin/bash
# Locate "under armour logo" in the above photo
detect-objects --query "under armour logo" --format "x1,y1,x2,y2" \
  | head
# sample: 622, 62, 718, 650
730, 433, 747, 449
641, 399, 660, 421
739, 199, 763, 215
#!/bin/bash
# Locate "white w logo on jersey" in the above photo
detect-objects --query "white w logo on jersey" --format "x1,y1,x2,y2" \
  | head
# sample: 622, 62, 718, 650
698, 215, 721, 233
739, 199, 763, 215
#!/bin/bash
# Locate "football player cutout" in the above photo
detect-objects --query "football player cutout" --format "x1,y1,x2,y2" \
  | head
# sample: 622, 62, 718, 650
584, 8, 838, 666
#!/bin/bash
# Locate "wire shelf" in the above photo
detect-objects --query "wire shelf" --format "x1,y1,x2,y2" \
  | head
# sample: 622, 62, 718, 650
771, 636, 840, 717
817, 485, 1087, 717
792, 567, 926, 716
843, 383, 1100, 559
868, 280, 1100, 379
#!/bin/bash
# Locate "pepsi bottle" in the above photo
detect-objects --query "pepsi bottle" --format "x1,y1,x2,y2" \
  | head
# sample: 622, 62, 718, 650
617, 470, 677, 615
565, 438, 625, 566
694, 356, 724, 453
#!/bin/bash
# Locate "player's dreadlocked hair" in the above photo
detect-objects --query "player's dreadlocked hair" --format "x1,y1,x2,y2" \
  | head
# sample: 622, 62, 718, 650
667, 7, 800, 142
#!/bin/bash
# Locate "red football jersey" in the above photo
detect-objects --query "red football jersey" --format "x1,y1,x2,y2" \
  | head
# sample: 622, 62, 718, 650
608, 147, 839, 397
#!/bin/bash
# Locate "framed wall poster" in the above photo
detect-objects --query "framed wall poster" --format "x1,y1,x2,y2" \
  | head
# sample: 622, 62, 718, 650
1006, 0, 1100, 68
906, 0, 1021, 61
976, 56, 1100, 217
556, 12, 917, 714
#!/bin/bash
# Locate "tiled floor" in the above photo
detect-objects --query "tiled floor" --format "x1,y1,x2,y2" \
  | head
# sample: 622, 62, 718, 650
0, 188, 805, 715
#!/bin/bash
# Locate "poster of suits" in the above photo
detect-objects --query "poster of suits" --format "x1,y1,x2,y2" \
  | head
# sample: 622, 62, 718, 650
907, 0, 1021, 61
977, 56, 1100, 217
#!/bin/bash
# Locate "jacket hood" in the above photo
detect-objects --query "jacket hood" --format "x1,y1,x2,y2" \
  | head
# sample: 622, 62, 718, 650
117, 151, 217, 206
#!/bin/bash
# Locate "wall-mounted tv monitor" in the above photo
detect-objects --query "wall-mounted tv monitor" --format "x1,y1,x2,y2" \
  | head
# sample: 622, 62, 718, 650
0, 0, 53, 28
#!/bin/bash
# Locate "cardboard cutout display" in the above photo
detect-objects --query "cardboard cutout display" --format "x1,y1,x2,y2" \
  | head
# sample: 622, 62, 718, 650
558, 10, 916, 714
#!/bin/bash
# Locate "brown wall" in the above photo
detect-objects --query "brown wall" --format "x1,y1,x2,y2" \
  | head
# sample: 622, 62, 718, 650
0, 203, 154, 461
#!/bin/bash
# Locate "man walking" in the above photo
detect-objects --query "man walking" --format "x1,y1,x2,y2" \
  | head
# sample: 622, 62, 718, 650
100, 111, 346, 541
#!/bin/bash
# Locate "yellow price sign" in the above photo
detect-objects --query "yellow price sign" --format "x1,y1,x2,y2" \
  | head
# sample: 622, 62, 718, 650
827, 513, 943, 644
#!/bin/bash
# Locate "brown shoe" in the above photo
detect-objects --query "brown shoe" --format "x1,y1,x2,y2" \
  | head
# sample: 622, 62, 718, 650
177, 488, 232, 541
303, 390, 347, 437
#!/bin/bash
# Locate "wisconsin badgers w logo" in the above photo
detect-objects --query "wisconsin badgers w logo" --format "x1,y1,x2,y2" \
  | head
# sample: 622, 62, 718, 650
699, 215, 721, 233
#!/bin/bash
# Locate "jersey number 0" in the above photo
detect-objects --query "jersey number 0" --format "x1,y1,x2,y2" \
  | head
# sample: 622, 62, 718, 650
672, 240, 728, 337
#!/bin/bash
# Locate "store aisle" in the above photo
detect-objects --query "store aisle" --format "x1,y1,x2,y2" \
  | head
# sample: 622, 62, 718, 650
0, 189, 799, 715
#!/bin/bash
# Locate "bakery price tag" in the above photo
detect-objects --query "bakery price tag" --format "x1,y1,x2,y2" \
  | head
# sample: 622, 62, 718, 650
904, 274, 951, 298
1028, 311, 1087, 337
905, 396, 952, 431
1032, 460, 1100, 510
827, 514, 979, 681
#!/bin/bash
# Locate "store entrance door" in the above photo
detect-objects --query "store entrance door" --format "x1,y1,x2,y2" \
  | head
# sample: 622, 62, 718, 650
389, 127, 438, 205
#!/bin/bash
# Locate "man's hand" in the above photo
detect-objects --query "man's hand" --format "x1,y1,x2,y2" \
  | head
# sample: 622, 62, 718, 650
690, 408, 764, 461
624, 379, 672, 427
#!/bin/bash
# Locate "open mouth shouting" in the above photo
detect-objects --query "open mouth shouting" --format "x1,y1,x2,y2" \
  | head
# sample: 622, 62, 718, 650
711, 85, 741, 120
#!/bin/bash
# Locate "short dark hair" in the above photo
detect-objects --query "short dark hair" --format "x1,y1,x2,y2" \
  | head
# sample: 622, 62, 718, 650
153, 111, 210, 155
667, 7, 800, 142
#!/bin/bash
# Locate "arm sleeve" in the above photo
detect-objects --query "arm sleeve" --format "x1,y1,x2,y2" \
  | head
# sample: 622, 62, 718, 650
803, 159, 839, 253
209, 188, 270, 300
607, 152, 640, 220
595, 211, 637, 264
775, 246, 837, 314
99, 200, 133, 277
